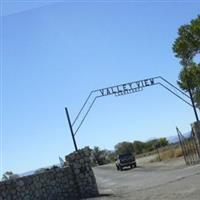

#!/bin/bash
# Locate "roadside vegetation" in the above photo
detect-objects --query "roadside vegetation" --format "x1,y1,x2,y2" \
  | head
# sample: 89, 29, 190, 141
1, 139, 183, 181
150, 145, 183, 162
89, 137, 170, 166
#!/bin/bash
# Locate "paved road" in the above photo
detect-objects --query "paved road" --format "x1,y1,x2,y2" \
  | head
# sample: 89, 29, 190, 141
89, 157, 200, 200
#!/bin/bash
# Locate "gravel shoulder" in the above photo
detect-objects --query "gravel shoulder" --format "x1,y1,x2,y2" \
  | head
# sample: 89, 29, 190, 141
87, 156, 200, 200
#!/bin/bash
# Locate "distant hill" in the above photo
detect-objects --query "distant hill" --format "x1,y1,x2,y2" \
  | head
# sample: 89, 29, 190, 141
167, 131, 191, 144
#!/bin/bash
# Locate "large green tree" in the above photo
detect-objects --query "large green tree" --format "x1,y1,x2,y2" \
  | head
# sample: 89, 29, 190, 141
173, 15, 200, 66
114, 141, 135, 155
91, 146, 111, 165
133, 141, 145, 154
173, 15, 200, 110
157, 137, 169, 147
178, 63, 200, 109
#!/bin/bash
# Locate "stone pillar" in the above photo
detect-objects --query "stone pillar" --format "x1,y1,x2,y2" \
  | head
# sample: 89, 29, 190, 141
191, 121, 200, 154
65, 147, 99, 199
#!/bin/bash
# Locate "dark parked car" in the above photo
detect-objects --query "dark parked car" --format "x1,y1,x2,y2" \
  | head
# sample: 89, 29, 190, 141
116, 153, 136, 171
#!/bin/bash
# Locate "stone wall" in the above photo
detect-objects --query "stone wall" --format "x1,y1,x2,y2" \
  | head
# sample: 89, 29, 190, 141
65, 148, 98, 198
0, 148, 99, 200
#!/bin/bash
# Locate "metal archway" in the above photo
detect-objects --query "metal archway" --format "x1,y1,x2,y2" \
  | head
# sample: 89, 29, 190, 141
65, 76, 199, 151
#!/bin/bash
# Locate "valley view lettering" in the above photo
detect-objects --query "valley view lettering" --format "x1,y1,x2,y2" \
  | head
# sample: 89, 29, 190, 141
99, 78, 155, 97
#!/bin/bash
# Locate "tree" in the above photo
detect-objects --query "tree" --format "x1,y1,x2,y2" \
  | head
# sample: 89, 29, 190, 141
195, 87, 200, 109
177, 63, 200, 109
144, 139, 158, 152
173, 15, 200, 110
114, 141, 135, 155
133, 141, 145, 154
105, 150, 116, 162
157, 137, 169, 147
91, 146, 107, 165
173, 15, 200, 66
177, 63, 200, 90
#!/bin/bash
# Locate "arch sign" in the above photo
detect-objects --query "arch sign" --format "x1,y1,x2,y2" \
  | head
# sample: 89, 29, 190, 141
65, 76, 199, 151
99, 78, 154, 97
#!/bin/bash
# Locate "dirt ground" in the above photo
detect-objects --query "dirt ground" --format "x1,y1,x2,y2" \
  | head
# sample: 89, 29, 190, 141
87, 156, 200, 200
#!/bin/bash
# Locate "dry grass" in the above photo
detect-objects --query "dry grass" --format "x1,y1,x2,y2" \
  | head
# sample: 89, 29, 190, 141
151, 146, 183, 162
174, 147, 183, 157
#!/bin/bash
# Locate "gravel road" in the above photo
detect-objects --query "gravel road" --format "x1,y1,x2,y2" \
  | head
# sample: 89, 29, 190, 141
87, 156, 200, 200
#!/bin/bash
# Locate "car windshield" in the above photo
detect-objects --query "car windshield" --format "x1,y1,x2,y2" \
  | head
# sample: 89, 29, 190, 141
119, 153, 132, 159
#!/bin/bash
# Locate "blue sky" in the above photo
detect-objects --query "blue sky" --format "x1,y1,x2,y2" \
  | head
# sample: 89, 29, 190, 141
1, 1, 200, 177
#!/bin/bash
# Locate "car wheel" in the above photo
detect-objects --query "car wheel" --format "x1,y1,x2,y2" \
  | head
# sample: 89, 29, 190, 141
130, 165, 133, 169
120, 166, 123, 171
134, 163, 137, 168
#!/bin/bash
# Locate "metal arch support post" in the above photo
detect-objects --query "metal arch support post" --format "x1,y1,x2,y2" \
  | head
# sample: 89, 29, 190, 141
157, 76, 190, 99
65, 107, 78, 151
65, 96, 100, 151
72, 91, 95, 126
156, 82, 193, 107
74, 96, 101, 136
158, 76, 199, 122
